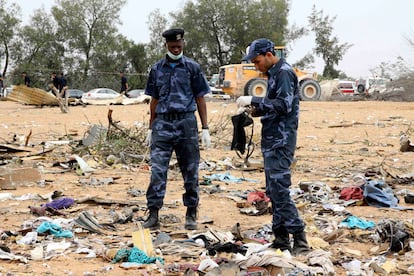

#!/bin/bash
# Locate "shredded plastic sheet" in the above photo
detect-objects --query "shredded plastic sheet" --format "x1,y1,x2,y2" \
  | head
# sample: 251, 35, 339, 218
203, 172, 259, 183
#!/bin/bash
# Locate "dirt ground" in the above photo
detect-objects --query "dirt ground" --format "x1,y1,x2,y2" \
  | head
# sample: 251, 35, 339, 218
0, 98, 414, 275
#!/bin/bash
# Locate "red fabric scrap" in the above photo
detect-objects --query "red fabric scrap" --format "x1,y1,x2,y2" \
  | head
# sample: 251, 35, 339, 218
339, 186, 364, 201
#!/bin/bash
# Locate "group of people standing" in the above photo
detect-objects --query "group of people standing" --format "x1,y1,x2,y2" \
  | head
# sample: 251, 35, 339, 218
140, 28, 310, 256
5, 27, 311, 257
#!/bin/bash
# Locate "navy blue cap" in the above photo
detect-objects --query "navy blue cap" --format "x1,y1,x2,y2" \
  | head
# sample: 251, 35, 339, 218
243, 38, 275, 61
162, 28, 185, 42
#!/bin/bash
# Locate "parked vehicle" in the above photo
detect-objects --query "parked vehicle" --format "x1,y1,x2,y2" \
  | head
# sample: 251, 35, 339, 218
67, 89, 85, 99
126, 89, 150, 103
81, 88, 121, 100
356, 77, 388, 94
209, 74, 219, 87
337, 80, 356, 94
126, 89, 145, 98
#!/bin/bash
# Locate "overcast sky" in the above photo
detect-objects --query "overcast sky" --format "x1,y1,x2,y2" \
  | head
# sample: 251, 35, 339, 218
11, 0, 414, 78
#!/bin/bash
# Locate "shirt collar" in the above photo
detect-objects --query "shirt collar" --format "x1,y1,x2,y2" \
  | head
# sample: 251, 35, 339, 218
161, 55, 185, 67
267, 57, 284, 77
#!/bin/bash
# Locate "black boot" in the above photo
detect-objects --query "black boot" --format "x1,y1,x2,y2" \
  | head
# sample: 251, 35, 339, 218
292, 231, 310, 256
142, 208, 160, 230
185, 207, 197, 230
271, 226, 292, 252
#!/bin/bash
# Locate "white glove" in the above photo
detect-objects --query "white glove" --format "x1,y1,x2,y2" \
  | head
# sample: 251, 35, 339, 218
201, 129, 211, 149
236, 106, 246, 115
236, 96, 252, 107
144, 129, 152, 146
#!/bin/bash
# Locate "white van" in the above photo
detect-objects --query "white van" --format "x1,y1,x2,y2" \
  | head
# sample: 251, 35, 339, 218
356, 77, 388, 94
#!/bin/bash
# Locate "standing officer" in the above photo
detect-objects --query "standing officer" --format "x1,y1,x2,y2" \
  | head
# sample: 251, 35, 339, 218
236, 38, 310, 255
143, 28, 211, 230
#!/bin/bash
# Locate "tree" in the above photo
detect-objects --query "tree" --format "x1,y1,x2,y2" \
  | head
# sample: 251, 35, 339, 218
169, 0, 291, 75
370, 56, 413, 80
308, 5, 352, 78
12, 9, 63, 88
0, 0, 21, 77
146, 9, 169, 65
51, 0, 127, 80
127, 43, 150, 89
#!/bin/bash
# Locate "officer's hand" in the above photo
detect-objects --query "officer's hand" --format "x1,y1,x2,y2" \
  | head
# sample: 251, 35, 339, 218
236, 96, 252, 107
144, 129, 152, 147
201, 129, 211, 149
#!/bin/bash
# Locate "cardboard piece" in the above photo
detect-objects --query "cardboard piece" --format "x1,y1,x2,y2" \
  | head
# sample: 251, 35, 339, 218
0, 167, 42, 190
132, 223, 155, 257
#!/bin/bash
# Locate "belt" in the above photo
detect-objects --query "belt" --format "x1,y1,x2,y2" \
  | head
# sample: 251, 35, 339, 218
157, 112, 194, 121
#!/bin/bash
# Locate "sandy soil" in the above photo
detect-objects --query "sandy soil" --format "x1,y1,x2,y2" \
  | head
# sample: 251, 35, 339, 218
0, 98, 414, 275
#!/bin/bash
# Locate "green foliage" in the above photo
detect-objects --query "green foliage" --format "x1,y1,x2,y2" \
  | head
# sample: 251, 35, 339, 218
1, 0, 296, 88
168, 0, 290, 75
308, 5, 352, 79
146, 9, 169, 65
52, 0, 127, 79
0, 0, 21, 77
127, 43, 150, 89
11, 9, 63, 88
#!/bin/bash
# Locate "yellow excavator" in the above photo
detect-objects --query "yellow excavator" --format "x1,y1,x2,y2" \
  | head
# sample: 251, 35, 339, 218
216, 46, 321, 101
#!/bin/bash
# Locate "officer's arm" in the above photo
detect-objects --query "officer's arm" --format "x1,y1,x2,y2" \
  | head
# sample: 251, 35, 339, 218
149, 98, 158, 129
196, 96, 208, 129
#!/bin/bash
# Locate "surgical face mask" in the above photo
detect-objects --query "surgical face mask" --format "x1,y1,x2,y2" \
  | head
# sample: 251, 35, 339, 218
167, 51, 183, 60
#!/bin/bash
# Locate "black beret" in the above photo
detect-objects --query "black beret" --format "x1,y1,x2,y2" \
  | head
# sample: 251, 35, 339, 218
162, 28, 185, 42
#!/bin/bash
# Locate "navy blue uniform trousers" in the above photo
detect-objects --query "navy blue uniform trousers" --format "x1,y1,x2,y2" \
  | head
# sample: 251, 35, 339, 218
146, 113, 200, 209
263, 135, 305, 234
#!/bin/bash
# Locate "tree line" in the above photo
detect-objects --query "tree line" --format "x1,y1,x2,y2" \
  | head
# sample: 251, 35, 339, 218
0, 0, 352, 92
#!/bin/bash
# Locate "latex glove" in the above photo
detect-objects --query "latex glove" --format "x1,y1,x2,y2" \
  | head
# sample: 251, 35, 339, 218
201, 129, 211, 149
144, 129, 152, 146
236, 96, 252, 107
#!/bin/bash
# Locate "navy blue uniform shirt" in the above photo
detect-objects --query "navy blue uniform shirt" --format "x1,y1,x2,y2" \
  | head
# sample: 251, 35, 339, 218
145, 55, 210, 114
251, 58, 300, 151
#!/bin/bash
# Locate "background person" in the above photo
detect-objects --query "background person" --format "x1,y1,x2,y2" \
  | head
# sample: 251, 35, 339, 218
59, 72, 69, 112
49, 72, 60, 97
142, 28, 211, 230
236, 38, 310, 256
22, 72, 31, 87
120, 71, 128, 95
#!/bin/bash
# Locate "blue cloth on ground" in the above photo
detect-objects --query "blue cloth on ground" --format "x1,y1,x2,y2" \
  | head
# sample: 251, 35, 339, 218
37, 221, 73, 238
340, 216, 375, 229
112, 247, 164, 264
363, 180, 399, 208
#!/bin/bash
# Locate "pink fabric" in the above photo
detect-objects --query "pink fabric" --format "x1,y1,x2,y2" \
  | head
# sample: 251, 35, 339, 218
247, 191, 270, 203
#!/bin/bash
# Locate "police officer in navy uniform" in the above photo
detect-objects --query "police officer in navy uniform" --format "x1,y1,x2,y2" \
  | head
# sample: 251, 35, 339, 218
143, 28, 211, 230
237, 38, 310, 255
